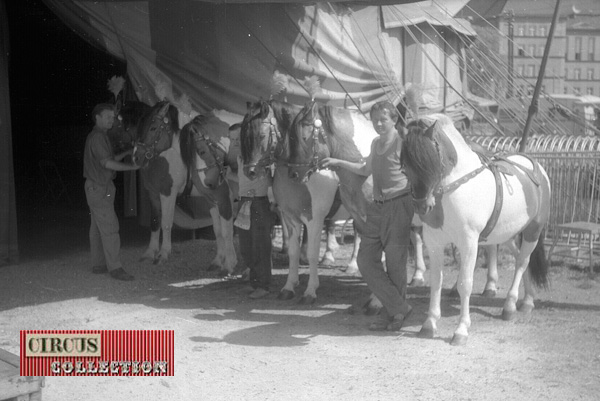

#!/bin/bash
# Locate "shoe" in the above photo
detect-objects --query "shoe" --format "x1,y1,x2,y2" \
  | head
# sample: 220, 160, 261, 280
387, 307, 413, 332
248, 288, 269, 299
109, 268, 135, 281
92, 265, 108, 274
368, 310, 391, 331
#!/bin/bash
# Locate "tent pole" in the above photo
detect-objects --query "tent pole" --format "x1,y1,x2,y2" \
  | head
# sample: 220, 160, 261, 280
519, 0, 561, 152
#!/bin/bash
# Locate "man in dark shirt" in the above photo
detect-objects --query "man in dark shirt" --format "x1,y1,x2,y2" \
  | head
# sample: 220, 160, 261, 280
83, 103, 140, 281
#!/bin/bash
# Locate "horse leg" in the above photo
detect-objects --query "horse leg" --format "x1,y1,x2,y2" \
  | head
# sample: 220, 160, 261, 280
300, 218, 325, 304
279, 214, 289, 254
419, 239, 444, 339
451, 239, 478, 346
140, 190, 161, 262
482, 244, 499, 298
207, 207, 237, 275
502, 239, 537, 321
409, 226, 426, 286
320, 218, 339, 266
156, 193, 176, 264
345, 222, 360, 276
278, 214, 301, 300
299, 225, 309, 265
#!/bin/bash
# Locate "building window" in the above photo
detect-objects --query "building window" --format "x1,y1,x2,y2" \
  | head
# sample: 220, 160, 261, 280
589, 37, 595, 61
588, 69, 594, 80
575, 37, 582, 61
518, 47, 525, 56
538, 45, 544, 57
575, 69, 581, 80
527, 65, 535, 77
528, 26, 535, 36
517, 25, 524, 36
517, 65, 524, 76
574, 87, 581, 95
528, 44, 536, 56
564, 86, 568, 94
565, 68, 569, 79
539, 26, 546, 37
587, 88, 593, 95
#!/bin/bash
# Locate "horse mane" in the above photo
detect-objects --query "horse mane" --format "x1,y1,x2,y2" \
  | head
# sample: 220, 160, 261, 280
120, 101, 152, 134
290, 102, 362, 163
401, 119, 446, 190
179, 118, 199, 177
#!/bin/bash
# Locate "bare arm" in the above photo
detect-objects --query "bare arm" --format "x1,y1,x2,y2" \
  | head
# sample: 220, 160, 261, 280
320, 156, 372, 176
103, 158, 140, 171
114, 149, 133, 162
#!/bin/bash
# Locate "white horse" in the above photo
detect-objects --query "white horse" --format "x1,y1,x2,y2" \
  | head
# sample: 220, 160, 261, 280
401, 114, 551, 345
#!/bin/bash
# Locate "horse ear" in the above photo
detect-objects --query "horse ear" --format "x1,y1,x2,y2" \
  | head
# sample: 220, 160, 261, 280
158, 101, 170, 118
424, 121, 437, 139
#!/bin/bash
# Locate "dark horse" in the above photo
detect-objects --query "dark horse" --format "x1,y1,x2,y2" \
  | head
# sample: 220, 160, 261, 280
241, 99, 355, 303
130, 102, 237, 272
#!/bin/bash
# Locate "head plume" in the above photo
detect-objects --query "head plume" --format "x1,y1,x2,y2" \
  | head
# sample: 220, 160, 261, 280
302, 75, 322, 101
107, 75, 125, 102
269, 70, 289, 98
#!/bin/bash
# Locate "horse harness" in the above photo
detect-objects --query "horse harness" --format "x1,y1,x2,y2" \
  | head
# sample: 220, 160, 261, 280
286, 118, 325, 181
135, 112, 173, 161
434, 150, 543, 243
248, 116, 280, 171
192, 128, 229, 185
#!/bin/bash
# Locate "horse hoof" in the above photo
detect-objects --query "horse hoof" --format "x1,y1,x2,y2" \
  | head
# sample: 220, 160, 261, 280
344, 266, 360, 276
502, 309, 517, 321
518, 303, 534, 314
481, 289, 497, 298
277, 289, 295, 301
418, 327, 435, 339
450, 333, 468, 346
207, 264, 220, 272
299, 295, 316, 305
409, 278, 425, 287
320, 258, 336, 267
139, 255, 154, 263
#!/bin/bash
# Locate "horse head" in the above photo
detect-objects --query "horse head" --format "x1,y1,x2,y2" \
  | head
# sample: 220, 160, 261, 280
288, 101, 330, 183
108, 100, 151, 154
240, 100, 280, 180
133, 101, 178, 167
401, 119, 457, 215
181, 115, 229, 190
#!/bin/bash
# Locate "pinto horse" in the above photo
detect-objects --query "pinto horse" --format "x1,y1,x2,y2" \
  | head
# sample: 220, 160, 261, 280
242, 99, 352, 303
401, 114, 551, 346
132, 102, 237, 274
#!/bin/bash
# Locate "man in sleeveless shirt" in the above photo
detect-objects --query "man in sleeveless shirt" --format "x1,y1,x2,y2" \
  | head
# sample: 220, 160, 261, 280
83, 103, 140, 281
320, 101, 414, 331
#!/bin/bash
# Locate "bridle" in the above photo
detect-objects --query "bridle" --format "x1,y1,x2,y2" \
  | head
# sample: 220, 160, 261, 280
134, 110, 174, 163
193, 128, 228, 186
288, 116, 324, 182
244, 114, 280, 172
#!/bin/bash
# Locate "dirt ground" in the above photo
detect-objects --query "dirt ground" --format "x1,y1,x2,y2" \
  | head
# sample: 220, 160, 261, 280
1, 204, 600, 401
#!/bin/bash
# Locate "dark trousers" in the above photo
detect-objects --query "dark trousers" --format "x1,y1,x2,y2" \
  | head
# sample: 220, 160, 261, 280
238, 197, 275, 290
357, 194, 414, 317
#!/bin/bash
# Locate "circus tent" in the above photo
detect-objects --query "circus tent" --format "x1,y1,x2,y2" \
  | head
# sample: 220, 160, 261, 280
1, 0, 488, 264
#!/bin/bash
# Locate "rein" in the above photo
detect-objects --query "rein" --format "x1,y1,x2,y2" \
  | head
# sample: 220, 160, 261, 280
193, 131, 228, 185
245, 116, 280, 171
288, 118, 324, 181
135, 112, 174, 161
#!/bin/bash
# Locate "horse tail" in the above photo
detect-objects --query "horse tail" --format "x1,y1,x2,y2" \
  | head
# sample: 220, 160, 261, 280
528, 229, 550, 290
179, 124, 195, 185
